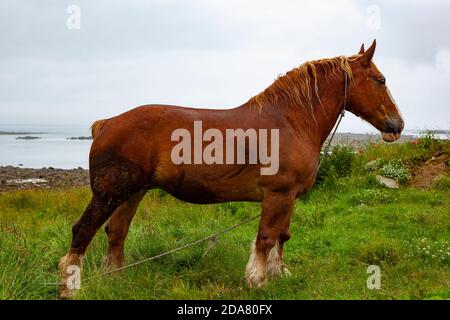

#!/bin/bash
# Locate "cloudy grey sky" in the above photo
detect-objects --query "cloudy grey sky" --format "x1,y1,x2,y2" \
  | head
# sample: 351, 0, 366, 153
1, 0, 449, 133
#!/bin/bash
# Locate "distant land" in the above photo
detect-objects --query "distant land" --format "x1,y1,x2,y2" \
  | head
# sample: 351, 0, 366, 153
427, 130, 450, 134
330, 132, 415, 147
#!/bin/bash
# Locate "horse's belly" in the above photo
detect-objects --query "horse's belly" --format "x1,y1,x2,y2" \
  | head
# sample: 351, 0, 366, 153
159, 174, 263, 204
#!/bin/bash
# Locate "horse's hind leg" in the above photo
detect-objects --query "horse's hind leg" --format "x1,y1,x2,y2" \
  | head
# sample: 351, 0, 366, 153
103, 190, 147, 269
58, 160, 146, 298
58, 195, 122, 298
245, 191, 295, 287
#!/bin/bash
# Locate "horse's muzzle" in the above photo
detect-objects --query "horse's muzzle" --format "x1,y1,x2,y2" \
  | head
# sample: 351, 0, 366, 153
381, 117, 404, 142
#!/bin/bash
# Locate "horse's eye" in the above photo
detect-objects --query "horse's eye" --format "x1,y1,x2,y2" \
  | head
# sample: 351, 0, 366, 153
378, 78, 386, 85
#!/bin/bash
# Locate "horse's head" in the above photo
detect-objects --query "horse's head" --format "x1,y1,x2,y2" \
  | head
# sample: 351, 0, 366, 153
347, 40, 404, 142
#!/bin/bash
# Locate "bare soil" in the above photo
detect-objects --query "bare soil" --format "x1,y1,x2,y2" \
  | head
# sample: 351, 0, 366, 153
409, 153, 450, 188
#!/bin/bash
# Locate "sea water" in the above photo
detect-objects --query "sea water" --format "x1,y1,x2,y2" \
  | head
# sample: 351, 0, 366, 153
0, 124, 92, 169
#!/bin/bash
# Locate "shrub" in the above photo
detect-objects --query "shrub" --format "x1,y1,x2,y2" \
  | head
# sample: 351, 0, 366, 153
406, 131, 443, 164
364, 159, 382, 172
316, 145, 355, 186
379, 159, 411, 183
320, 164, 339, 190
419, 131, 440, 153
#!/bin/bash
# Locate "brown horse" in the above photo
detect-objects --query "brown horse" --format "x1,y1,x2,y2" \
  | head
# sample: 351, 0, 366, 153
59, 40, 404, 297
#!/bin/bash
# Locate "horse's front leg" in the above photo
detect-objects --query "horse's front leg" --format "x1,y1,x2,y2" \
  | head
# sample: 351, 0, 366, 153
245, 191, 296, 287
271, 209, 293, 277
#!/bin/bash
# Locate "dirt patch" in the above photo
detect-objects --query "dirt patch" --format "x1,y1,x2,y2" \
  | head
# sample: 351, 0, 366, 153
0, 166, 89, 192
409, 153, 450, 188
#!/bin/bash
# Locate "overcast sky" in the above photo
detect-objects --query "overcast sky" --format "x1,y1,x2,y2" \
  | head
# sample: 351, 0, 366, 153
1, 0, 449, 133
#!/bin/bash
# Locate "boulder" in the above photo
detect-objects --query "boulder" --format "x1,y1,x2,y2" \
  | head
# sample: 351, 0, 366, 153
376, 175, 399, 189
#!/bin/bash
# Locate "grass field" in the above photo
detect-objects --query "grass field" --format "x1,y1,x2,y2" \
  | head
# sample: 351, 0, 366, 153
0, 137, 449, 300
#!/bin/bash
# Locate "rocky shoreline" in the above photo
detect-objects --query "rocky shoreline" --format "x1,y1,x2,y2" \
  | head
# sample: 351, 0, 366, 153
0, 166, 89, 192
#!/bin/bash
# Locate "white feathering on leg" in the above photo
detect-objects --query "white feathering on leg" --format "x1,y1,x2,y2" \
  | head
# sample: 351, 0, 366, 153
245, 241, 267, 287
267, 240, 292, 278
267, 240, 282, 277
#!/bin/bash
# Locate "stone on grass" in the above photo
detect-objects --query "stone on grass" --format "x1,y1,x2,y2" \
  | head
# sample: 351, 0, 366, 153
376, 175, 399, 189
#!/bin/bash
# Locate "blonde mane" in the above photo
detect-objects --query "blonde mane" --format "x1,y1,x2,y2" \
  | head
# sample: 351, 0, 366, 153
249, 55, 360, 116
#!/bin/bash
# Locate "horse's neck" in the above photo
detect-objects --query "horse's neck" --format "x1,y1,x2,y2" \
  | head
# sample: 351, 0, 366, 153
285, 74, 346, 152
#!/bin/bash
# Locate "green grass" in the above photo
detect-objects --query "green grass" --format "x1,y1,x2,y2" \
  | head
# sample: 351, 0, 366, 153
0, 139, 449, 300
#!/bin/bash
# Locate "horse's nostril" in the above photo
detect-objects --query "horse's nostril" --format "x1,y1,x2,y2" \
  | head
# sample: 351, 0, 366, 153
386, 121, 396, 133
385, 119, 403, 134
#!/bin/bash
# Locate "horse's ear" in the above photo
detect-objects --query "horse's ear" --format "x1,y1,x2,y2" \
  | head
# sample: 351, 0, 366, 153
358, 43, 365, 54
361, 39, 376, 67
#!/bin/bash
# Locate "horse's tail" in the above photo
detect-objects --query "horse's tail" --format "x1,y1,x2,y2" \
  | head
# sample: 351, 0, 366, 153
91, 119, 108, 139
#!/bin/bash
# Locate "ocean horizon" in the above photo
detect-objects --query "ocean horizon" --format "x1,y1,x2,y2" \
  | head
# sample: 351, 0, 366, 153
0, 124, 448, 170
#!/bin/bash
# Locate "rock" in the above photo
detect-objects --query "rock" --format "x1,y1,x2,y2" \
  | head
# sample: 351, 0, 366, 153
16, 136, 42, 140
6, 178, 48, 184
66, 136, 92, 140
376, 175, 399, 189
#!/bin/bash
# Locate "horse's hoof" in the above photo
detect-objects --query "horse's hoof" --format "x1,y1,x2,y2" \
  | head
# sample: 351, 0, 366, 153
246, 271, 268, 288
247, 277, 267, 288
101, 255, 124, 272
58, 285, 78, 299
